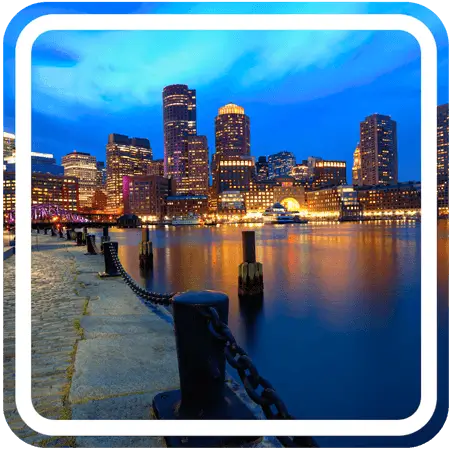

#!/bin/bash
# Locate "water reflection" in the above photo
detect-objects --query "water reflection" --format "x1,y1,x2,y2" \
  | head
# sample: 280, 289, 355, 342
96, 221, 444, 422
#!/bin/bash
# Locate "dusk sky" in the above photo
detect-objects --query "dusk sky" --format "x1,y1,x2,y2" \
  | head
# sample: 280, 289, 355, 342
3, 2, 449, 182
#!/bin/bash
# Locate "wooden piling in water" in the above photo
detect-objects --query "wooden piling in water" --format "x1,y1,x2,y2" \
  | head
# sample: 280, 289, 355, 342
238, 231, 263, 299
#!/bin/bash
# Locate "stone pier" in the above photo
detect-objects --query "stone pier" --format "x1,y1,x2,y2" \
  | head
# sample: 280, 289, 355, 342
3, 233, 278, 448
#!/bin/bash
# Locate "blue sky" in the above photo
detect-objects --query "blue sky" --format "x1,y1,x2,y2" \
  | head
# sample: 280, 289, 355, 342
3, 2, 449, 182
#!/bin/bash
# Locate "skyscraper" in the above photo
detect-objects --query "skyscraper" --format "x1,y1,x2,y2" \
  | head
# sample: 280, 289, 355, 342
359, 114, 398, 186
215, 103, 250, 157
185, 135, 209, 196
268, 151, 296, 179
255, 156, 269, 181
352, 144, 362, 186
3, 132, 15, 160
312, 160, 347, 189
62, 151, 98, 210
212, 103, 252, 194
106, 133, 152, 213
162, 84, 196, 182
437, 103, 449, 215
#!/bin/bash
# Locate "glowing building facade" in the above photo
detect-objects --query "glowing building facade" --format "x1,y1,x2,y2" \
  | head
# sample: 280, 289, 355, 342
352, 144, 362, 186
268, 151, 296, 179
312, 160, 347, 189
106, 133, 153, 213
62, 151, 98, 210
359, 114, 398, 186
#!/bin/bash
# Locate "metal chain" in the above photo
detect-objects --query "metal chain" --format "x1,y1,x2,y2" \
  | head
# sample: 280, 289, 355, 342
197, 305, 317, 448
109, 245, 315, 447
108, 244, 175, 306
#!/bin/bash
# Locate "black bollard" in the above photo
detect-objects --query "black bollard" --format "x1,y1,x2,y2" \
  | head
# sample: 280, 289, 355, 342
51, 228, 56, 236
86, 234, 97, 255
103, 226, 109, 238
37, 228, 40, 234
76, 231, 83, 246
44, 228, 48, 235
66, 229, 71, 240
152, 291, 258, 447
98, 241, 120, 277
59, 229, 64, 238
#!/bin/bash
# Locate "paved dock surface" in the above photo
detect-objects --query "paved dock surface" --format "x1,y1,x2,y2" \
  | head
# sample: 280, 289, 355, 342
4, 233, 278, 447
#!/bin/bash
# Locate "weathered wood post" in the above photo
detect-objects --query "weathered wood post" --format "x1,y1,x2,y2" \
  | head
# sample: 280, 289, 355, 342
152, 291, 257, 447
139, 226, 153, 269
238, 231, 264, 298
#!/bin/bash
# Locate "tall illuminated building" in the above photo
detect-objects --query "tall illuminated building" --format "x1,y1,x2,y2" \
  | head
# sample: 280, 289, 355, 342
62, 151, 98, 210
213, 103, 252, 193
147, 159, 165, 177
312, 160, 347, 188
106, 133, 153, 213
215, 103, 250, 157
359, 114, 398, 186
162, 84, 196, 182
352, 144, 362, 186
268, 151, 296, 179
437, 103, 449, 215
184, 135, 209, 195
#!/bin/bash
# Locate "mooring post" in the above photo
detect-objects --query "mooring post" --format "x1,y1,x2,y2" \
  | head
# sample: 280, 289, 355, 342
152, 290, 258, 447
99, 241, 120, 277
50, 227, 56, 236
139, 226, 153, 269
58, 228, 64, 238
86, 234, 97, 255
82, 226, 88, 245
238, 231, 264, 299
100, 226, 110, 251
44, 228, 48, 235
76, 231, 83, 246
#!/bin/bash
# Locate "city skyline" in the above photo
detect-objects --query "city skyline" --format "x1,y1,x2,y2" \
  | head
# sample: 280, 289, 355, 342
3, 3, 449, 184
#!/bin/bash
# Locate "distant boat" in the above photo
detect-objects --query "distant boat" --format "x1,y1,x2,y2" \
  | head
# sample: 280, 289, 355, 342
171, 213, 201, 226
263, 203, 295, 224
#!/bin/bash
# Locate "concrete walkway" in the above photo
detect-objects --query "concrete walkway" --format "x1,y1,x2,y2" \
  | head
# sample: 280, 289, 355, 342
4, 233, 278, 448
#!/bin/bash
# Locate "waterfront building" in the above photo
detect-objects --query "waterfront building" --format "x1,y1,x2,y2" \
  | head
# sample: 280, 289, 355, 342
122, 175, 170, 220
359, 113, 398, 185
218, 191, 246, 215
255, 156, 269, 181
166, 195, 208, 218
3, 171, 79, 213
268, 151, 296, 179
244, 180, 276, 212
62, 151, 98, 210
163, 84, 196, 182
180, 135, 209, 196
273, 176, 306, 212
106, 133, 153, 213
91, 189, 108, 212
352, 144, 362, 186
147, 159, 165, 177
356, 182, 421, 218
306, 185, 362, 221
312, 160, 347, 189
214, 155, 255, 194
437, 103, 449, 216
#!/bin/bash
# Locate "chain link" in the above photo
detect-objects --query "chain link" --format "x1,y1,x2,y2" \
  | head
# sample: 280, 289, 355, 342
197, 305, 316, 448
108, 244, 175, 306
109, 247, 315, 447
